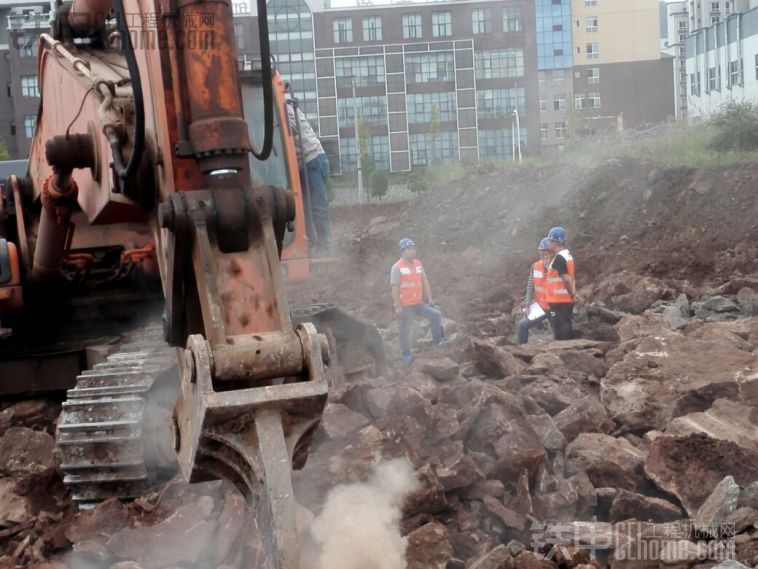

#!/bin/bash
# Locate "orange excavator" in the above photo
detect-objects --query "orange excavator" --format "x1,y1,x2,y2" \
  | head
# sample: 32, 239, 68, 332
0, 0, 384, 566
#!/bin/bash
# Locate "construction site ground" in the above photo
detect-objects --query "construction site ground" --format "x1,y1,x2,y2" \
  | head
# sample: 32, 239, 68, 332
2, 157, 758, 568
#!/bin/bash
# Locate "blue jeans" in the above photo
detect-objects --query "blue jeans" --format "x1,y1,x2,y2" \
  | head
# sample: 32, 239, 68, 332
302, 154, 331, 251
399, 303, 443, 358
516, 313, 548, 345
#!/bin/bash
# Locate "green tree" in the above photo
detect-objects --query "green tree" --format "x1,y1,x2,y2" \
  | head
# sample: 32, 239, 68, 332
370, 169, 389, 200
0, 136, 8, 161
406, 170, 429, 195
710, 101, 758, 152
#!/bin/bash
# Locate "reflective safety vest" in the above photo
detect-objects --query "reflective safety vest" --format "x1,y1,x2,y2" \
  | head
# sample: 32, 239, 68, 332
395, 258, 424, 306
532, 260, 549, 310
545, 249, 575, 304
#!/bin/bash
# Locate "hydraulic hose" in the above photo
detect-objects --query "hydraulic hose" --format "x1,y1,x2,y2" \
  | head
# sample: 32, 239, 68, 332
251, 0, 274, 161
111, 0, 145, 180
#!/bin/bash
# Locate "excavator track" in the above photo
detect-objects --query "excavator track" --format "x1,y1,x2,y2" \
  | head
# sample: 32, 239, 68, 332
56, 324, 180, 508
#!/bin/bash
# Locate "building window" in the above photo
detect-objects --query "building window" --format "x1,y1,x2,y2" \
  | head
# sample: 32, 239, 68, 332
405, 52, 454, 83
553, 95, 566, 111
472, 8, 491, 34
541, 123, 549, 140
711, 1, 720, 10
539, 97, 547, 112
333, 18, 353, 43
335, 56, 385, 87
474, 48, 524, 79
503, 7, 522, 32
555, 122, 566, 138
402, 13, 422, 39
6, 82, 10, 98
711, 15, 720, 24
478, 128, 518, 161
234, 23, 245, 50
690, 71, 701, 96
755, 54, 758, 80
476, 88, 526, 119
729, 60, 742, 86
17, 34, 37, 58
586, 16, 598, 33
679, 21, 688, 30
587, 92, 601, 108
708, 66, 719, 90
407, 92, 457, 123
585, 0, 597, 5
410, 131, 458, 166
24, 114, 36, 138
574, 94, 585, 110
587, 67, 600, 84
339, 137, 357, 172
432, 11, 452, 37
369, 135, 390, 170
363, 16, 382, 41
337, 95, 387, 128
20, 75, 39, 98
586, 43, 598, 60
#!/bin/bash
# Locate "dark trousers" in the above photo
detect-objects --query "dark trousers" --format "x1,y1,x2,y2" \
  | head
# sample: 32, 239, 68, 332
301, 154, 331, 251
399, 303, 443, 358
516, 313, 548, 345
549, 303, 574, 340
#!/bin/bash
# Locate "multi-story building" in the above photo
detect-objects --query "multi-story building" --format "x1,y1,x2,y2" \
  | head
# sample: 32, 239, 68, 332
0, 1, 50, 160
663, 1, 690, 118
685, 6, 758, 119
311, 0, 539, 173
686, 0, 758, 30
535, 0, 573, 148
570, 0, 674, 134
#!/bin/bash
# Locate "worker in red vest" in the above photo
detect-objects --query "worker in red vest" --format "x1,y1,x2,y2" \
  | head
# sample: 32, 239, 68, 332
391, 238, 452, 363
544, 226, 576, 340
516, 238, 552, 344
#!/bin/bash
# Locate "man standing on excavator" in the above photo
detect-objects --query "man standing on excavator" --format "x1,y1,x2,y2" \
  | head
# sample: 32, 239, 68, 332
391, 239, 452, 363
286, 98, 332, 254
544, 226, 576, 340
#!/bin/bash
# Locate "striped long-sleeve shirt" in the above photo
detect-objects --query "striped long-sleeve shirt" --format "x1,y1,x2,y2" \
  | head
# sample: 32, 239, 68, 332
523, 269, 534, 307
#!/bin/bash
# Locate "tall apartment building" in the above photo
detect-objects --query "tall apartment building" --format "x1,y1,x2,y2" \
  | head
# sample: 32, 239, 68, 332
685, 6, 758, 119
535, 0, 574, 148
570, 0, 674, 133
311, 0, 539, 173
687, 0, 758, 30
0, 1, 50, 160
663, 1, 690, 118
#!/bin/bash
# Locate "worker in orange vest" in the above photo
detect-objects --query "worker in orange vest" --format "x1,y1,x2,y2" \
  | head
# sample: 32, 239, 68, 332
544, 226, 576, 340
516, 238, 552, 344
391, 238, 452, 363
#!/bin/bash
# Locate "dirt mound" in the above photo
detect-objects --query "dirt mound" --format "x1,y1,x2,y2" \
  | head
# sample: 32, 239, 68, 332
293, 159, 758, 331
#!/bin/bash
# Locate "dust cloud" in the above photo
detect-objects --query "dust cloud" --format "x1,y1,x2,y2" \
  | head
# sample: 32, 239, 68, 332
308, 458, 420, 569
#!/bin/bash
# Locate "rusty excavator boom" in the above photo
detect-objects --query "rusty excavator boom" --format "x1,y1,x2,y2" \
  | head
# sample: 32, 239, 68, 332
0, 0, 381, 566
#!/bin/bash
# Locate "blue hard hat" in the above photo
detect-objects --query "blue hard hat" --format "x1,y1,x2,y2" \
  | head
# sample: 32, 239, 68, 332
547, 226, 567, 243
399, 238, 416, 251
538, 238, 550, 251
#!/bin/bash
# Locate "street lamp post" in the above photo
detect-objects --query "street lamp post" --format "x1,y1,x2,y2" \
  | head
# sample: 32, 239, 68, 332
351, 77, 363, 203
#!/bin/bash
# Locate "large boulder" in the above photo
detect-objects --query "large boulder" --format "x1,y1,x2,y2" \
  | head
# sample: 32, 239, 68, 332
644, 433, 758, 517
607, 489, 683, 523
694, 476, 740, 537
470, 339, 528, 378
553, 395, 615, 443
565, 433, 647, 492
405, 522, 453, 569
664, 399, 758, 453
600, 336, 754, 433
